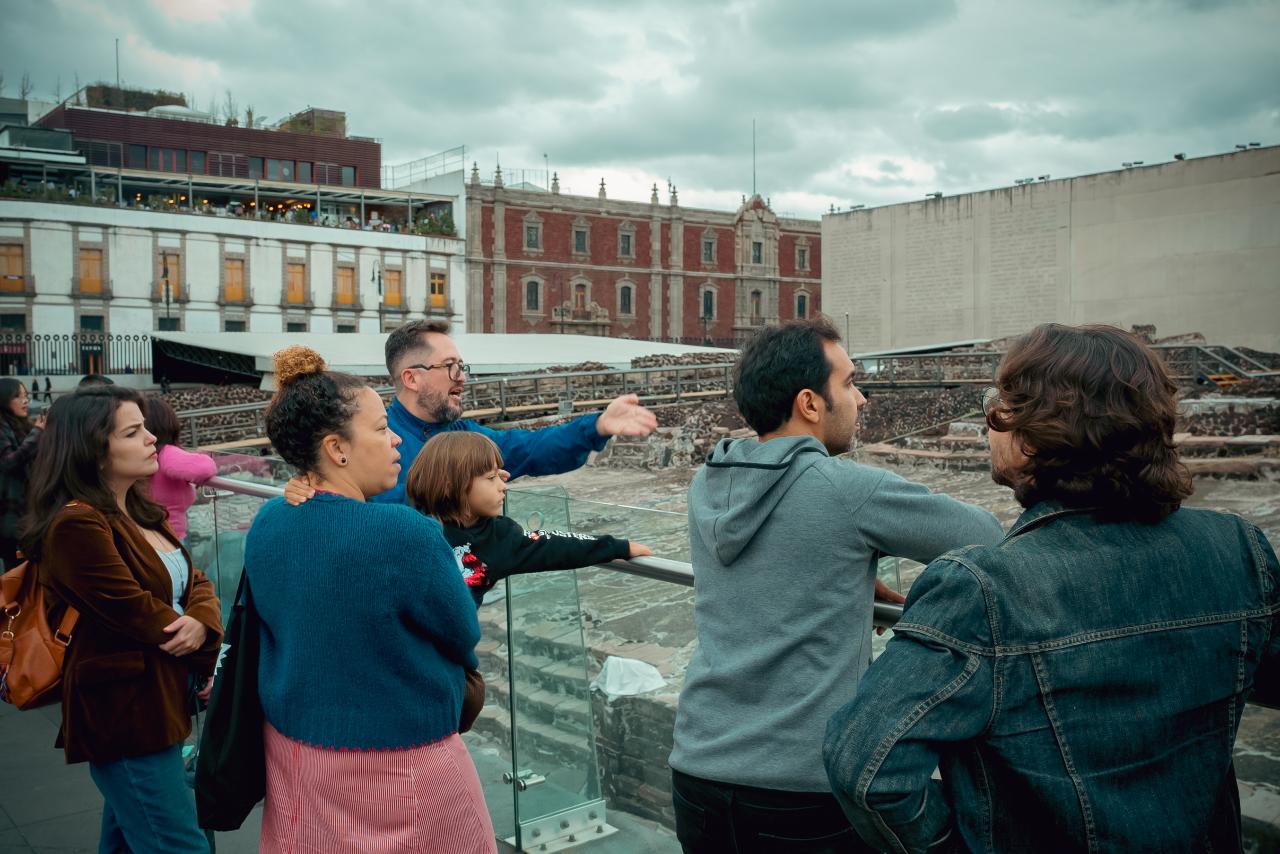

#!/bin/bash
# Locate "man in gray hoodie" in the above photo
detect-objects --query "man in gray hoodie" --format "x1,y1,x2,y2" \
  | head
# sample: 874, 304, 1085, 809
668, 317, 1003, 853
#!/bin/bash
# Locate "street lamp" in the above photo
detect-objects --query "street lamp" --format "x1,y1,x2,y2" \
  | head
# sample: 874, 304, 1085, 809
161, 256, 172, 320
552, 275, 567, 334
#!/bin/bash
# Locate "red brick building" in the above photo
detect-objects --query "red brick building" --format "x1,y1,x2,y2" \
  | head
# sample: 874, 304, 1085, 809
38, 104, 380, 189
464, 166, 820, 344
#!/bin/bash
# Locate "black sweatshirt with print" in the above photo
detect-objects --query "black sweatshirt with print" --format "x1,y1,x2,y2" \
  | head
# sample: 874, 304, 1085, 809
441, 516, 631, 606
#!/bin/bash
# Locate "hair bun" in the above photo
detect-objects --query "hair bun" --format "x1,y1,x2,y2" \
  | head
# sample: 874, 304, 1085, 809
273, 346, 327, 387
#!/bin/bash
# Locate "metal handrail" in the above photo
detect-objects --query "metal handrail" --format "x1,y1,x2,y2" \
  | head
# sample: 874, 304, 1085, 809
199, 475, 908, 628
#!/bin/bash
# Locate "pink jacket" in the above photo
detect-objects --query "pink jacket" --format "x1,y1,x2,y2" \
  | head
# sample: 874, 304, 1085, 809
149, 444, 217, 540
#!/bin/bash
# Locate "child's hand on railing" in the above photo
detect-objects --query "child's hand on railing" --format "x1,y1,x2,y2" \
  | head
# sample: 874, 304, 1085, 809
283, 475, 316, 506
628, 543, 654, 558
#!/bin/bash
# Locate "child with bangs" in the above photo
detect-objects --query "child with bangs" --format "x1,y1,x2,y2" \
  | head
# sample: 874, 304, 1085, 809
406, 431, 652, 606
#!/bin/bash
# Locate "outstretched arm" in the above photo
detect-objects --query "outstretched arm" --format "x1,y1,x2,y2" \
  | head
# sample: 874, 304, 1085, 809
857, 469, 1004, 563
479, 516, 633, 576
159, 445, 218, 485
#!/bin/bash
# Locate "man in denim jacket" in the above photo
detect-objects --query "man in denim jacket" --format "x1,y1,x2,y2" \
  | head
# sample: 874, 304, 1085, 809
824, 324, 1280, 852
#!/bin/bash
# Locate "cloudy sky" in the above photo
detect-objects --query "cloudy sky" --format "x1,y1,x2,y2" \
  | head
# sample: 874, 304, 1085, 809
3, 0, 1277, 218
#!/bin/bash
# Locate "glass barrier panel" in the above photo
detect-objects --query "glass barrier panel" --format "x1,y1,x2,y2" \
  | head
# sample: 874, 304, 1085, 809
499, 487, 616, 849
561, 495, 689, 563
207, 450, 293, 486
190, 487, 267, 628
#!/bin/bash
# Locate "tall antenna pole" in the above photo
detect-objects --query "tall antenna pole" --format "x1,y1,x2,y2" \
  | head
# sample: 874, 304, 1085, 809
115, 38, 120, 89
752, 118, 757, 196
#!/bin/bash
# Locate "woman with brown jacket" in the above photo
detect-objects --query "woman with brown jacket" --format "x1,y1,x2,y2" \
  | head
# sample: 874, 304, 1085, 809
22, 386, 222, 853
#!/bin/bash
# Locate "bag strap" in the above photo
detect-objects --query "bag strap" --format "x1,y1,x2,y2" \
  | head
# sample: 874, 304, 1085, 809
44, 499, 86, 646
233, 570, 252, 608
52, 605, 78, 646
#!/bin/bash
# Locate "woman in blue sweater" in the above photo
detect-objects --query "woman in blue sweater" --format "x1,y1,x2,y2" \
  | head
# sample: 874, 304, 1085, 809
246, 346, 495, 853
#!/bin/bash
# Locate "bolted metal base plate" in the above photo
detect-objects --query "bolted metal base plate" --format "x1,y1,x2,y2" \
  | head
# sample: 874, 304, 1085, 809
505, 799, 618, 852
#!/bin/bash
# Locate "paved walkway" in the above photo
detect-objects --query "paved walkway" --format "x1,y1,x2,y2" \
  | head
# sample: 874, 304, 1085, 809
0, 699, 262, 853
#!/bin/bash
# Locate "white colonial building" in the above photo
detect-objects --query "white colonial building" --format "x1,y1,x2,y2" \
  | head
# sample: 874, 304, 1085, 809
0, 199, 465, 339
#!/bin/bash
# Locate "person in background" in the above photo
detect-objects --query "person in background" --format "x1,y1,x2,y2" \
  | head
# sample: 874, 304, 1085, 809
42, 376, 52, 403
0, 378, 44, 568
144, 396, 216, 544
78, 373, 114, 389
23, 386, 222, 853
248, 346, 494, 853
824, 324, 1280, 851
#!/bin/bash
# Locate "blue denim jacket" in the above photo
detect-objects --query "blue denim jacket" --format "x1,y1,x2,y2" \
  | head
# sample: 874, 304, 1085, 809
824, 501, 1280, 853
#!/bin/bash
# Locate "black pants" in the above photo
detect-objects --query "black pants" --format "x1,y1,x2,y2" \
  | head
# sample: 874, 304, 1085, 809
671, 769, 872, 854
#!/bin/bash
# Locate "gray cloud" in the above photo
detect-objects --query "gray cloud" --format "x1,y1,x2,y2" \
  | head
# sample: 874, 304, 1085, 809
0, 0, 1276, 216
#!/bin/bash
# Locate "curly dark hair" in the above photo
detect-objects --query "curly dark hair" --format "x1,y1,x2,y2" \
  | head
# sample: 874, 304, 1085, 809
733, 318, 841, 435
989, 323, 1192, 522
264, 346, 369, 474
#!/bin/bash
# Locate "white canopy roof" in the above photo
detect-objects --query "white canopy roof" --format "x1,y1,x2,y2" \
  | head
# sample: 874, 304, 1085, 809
150, 331, 735, 379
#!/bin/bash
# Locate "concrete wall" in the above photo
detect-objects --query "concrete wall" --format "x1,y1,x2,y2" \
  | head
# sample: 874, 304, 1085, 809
0, 200, 467, 336
822, 147, 1280, 352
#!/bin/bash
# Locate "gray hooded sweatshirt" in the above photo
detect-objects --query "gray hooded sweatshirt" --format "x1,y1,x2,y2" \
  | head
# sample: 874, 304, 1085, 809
668, 435, 1003, 791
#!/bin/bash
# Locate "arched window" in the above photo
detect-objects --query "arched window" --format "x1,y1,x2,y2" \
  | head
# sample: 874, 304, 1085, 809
796, 293, 808, 319
620, 285, 633, 316
750, 290, 762, 321
526, 280, 540, 312
702, 289, 714, 320
574, 283, 587, 310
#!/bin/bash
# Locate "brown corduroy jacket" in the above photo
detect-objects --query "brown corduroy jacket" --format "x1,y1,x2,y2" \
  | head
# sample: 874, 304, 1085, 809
40, 502, 223, 764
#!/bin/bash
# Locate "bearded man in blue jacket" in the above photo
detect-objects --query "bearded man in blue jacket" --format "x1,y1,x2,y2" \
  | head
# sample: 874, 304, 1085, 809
372, 319, 657, 504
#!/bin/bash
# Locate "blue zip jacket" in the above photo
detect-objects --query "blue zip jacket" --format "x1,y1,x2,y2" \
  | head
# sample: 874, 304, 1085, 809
373, 397, 610, 505
824, 501, 1280, 853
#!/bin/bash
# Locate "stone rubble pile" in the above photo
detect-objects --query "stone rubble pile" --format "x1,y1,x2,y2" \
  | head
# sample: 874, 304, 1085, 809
1180, 401, 1280, 440
857, 387, 985, 443
630, 352, 735, 369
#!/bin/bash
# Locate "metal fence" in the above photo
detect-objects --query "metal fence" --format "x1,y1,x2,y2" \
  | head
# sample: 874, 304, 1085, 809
0, 333, 152, 377
381, 146, 467, 189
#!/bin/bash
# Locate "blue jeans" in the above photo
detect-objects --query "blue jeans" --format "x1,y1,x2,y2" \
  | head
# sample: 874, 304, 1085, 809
671, 769, 872, 854
88, 743, 209, 854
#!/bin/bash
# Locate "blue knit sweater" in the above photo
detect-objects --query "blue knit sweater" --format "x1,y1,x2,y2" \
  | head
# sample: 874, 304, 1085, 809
244, 495, 480, 750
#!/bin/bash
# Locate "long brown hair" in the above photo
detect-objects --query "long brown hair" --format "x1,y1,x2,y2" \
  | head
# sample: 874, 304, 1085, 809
21, 386, 167, 562
0, 378, 30, 441
406, 432, 504, 525
989, 323, 1192, 522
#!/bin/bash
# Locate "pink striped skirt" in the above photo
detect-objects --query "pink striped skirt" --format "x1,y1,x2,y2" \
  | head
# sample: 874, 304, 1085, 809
261, 721, 496, 854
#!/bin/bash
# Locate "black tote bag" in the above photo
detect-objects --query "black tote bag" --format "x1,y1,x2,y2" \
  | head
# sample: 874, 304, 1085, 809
195, 570, 265, 831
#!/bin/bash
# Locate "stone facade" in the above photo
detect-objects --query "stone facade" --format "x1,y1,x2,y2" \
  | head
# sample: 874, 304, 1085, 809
465, 167, 821, 343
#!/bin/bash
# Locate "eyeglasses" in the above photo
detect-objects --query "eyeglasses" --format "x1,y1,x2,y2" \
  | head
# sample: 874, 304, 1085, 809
981, 387, 1002, 418
407, 360, 468, 382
